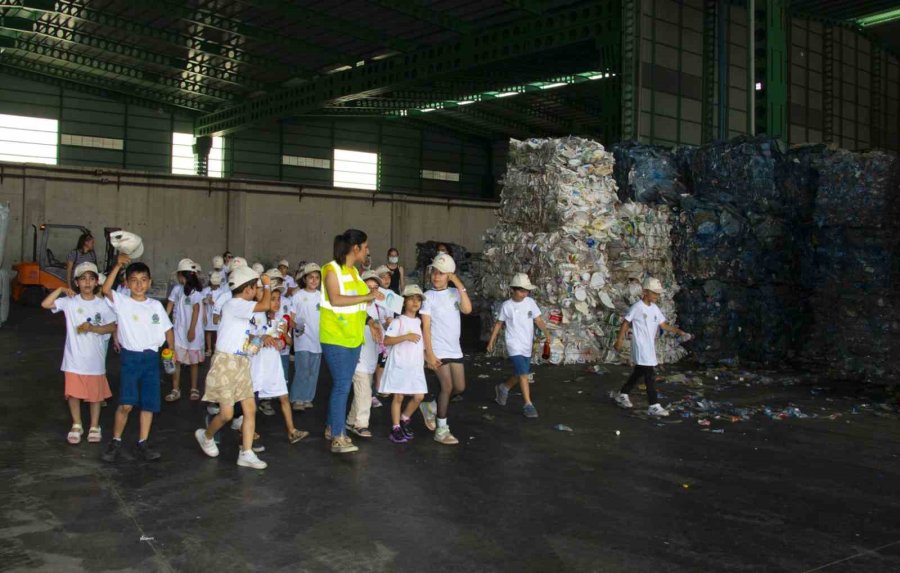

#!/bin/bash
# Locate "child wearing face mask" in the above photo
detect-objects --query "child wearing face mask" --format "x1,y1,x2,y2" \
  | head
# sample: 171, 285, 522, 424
385, 247, 405, 295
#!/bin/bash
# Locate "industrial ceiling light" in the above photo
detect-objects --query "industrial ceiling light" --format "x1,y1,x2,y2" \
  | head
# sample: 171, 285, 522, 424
856, 8, 900, 27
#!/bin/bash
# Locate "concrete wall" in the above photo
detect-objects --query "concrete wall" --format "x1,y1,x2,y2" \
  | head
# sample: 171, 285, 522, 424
0, 164, 498, 278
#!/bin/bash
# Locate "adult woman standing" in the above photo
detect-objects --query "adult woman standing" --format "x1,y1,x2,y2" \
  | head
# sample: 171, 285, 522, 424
320, 229, 384, 454
385, 247, 405, 295
66, 233, 98, 287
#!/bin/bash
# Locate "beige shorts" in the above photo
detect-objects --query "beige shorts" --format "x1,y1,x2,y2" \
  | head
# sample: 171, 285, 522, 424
202, 353, 254, 405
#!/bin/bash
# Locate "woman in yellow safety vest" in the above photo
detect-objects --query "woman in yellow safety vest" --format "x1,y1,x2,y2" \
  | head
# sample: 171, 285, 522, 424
320, 229, 385, 454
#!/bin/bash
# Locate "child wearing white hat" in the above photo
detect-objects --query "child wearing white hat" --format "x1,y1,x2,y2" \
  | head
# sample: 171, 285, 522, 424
165, 258, 205, 402
41, 262, 117, 445
612, 277, 690, 417
202, 271, 223, 356
344, 270, 386, 438
288, 263, 323, 411
487, 273, 551, 419
277, 259, 298, 296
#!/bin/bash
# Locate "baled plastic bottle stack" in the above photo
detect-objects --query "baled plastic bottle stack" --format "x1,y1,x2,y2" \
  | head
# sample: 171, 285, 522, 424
480, 137, 685, 365
801, 149, 900, 380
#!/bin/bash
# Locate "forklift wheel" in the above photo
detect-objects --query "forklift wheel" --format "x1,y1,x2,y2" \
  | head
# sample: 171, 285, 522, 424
21, 286, 44, 307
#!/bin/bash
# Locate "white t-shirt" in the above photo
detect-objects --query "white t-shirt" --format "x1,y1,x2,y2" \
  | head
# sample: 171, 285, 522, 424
290, 289, 321, 353
115, 283, 131, 298
284, 275, 298, 291
106, 290, 172, 352
421, 287, 463, 359
356, 303, 381, 374
498, 297, 542, 357
215, 298, 257, 355
212, 287, 232, 319
170, 285, 204, 350
624, 300, 666, 367
52, 295, 117, 375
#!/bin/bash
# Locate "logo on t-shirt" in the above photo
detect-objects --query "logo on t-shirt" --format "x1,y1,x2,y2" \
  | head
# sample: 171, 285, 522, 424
527, 310, 533, 318
315, 303, 320, 311
151, 313, 160, 325
132, 314, 140, 322
183, 298, 191, 305
94, 312, 102, 325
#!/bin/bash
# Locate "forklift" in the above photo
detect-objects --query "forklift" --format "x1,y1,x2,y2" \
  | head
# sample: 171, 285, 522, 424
12, 224, 120, 306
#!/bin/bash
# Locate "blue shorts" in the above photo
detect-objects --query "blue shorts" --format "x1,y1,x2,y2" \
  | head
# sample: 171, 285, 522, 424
509, 355, 532, 376
119, 349, 162, 413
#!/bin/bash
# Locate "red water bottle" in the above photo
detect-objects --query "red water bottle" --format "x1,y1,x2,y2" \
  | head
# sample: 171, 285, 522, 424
542, 339, 551, 360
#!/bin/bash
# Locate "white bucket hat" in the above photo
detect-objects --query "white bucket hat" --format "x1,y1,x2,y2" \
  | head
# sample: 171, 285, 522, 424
361, 270, 383, 287
230, 256, 247, 270
402, 284, 424, 297
277, 259, 290, 268
372, 265, 391, 277
74, 262, 100, 279
251, 262, 264, 275
212, 255, 224, 270
510, 273, 536, 291
642, 277, 664, 294
431, 253, 456, 274
265, 268, 283, 280
109, 230, 144, 259
177, 258, 199, 273
228, 266, 259, 290
299, 262, 321, 278
209, 271, 223, 286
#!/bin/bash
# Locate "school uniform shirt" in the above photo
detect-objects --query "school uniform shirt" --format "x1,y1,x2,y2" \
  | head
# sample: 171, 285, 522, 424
170, 286, 205, 351
52, 294, 117, 375
421, 287, 463, 359
498, 297, 542, 358
215, 298, 257, 355
212, 287, 233, 327
379, 315, 426, 394
356, 303, 381, 374
624, 300, 665, 367
201, 286, 215, 331
290, 289, 321, 353
106, 290, 172, 352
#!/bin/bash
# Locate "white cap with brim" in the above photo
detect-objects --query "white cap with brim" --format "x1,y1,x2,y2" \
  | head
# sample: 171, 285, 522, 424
265, 268, 284, 280
510, 273, 536, 291
277, 259, 290, 268
361, 270, 383, 286
431, 253, 456, 274
109, 230, 144, 259
74, 262, 99, 279
230, 256, 247, 270
212, 255, 224, 269
251, 263, 264, 275
299, 263, 321, 278
402, 284, 424, 297
372, 265, 391, 277
209, 271, 223, 286
177, 258, 199, 273
642, 277, 664, 294
228, 266, 260, 290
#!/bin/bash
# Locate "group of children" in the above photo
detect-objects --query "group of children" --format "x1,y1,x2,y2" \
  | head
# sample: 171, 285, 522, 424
45, 242, 689, 470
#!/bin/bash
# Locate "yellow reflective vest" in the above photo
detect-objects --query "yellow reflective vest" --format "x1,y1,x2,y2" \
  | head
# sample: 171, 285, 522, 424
319, 261, 369, 348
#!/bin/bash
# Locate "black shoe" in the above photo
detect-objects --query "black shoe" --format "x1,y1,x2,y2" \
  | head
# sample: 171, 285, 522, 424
101, 439, 123, 463
451, 394, 464, 403
135, 441, 161, 462
400, 419, 414, 440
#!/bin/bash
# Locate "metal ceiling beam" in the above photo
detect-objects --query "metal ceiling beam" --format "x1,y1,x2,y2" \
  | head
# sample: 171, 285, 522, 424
366, 1, 473, 34
196, 2, 620, 135
0, 32, 231, 102
236, 0, 416, 54
502, 1, 547, 15
405, 116, 495, 140
0, 53, 208, 110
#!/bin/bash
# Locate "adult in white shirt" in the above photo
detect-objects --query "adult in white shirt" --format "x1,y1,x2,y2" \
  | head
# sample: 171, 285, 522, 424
419, 253, 472, 445
612, 277, 690, 417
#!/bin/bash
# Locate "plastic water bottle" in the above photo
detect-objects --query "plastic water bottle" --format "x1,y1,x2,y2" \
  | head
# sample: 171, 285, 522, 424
161, 348, 176, 374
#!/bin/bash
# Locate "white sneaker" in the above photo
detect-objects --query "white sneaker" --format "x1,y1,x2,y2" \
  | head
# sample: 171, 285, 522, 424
647, 403, 670, 417
231, 415, 243, 431
237, 449, 267, 469
613, 392, 633, 409
194, 428, 219, 458
434, 426, 459, 445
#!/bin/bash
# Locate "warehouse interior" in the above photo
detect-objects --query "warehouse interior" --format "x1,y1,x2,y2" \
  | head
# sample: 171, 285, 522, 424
0, 1, 899, 571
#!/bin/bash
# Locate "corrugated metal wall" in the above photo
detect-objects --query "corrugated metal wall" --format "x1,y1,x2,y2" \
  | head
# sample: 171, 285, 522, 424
0, 73, 496, 198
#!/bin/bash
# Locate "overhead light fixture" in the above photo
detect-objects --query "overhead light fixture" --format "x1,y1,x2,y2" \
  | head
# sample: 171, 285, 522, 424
456, 100, 475, 105
495, 92, 518, 98
539, 82, 567, 90
857, 8, 900, 27
420, 108, 436, 113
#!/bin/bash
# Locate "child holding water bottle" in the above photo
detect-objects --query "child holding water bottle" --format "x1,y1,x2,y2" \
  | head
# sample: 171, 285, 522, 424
165, 259, 205, 401
289, 263, 322, 411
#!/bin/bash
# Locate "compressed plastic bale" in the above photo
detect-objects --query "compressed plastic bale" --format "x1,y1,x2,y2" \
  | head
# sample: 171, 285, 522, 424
813, 150, 900, 229
612, 141, 686, 204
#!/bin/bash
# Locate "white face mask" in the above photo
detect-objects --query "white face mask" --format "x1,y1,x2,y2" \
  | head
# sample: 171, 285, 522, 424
388, 256, 399, 264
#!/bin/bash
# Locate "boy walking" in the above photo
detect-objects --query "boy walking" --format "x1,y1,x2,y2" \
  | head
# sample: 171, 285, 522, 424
101, 254, 175, 462
612, 277, 690, 417
487, 273, 551, 419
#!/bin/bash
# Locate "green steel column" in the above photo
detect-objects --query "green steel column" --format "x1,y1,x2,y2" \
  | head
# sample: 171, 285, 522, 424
701, 0, 717, 142
765, 0, 787, 140
620, 0, 641, 141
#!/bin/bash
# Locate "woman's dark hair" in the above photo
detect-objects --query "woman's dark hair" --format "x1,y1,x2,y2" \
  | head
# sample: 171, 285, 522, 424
76, 233, 94, 252
231, 279, 257, 297
223, 250, 233, 259
125, 262, 151, 279
435, 242, 449, 253
333, 229, 368, 266
387, 247, 399, 256
179, 271, 203, 296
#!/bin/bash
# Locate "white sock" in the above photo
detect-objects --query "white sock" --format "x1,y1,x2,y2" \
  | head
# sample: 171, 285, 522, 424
437, 417, 448, 429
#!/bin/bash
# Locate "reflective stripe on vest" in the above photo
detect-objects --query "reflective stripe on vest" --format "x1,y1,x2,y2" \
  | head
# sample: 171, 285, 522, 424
320, 261, 367, 314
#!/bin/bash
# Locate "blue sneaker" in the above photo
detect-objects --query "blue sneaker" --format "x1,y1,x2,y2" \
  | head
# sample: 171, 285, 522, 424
523, 403, 539, 419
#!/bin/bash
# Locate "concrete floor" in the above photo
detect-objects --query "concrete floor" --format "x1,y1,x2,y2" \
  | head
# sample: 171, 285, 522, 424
1, 307, 899, 573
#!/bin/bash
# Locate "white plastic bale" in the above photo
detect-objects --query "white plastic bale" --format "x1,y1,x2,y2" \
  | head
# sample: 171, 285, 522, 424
480, 137, 687, 365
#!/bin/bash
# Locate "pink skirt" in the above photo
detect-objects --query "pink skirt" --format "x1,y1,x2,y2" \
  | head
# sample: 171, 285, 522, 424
175, 346, 205, 365
64, 372, 112, 402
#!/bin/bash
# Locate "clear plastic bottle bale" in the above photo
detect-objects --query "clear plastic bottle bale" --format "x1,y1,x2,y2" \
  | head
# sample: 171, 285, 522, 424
612, 141, 686, 205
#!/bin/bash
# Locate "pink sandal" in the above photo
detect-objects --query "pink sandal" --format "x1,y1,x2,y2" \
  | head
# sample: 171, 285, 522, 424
67, 424, 83, 445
